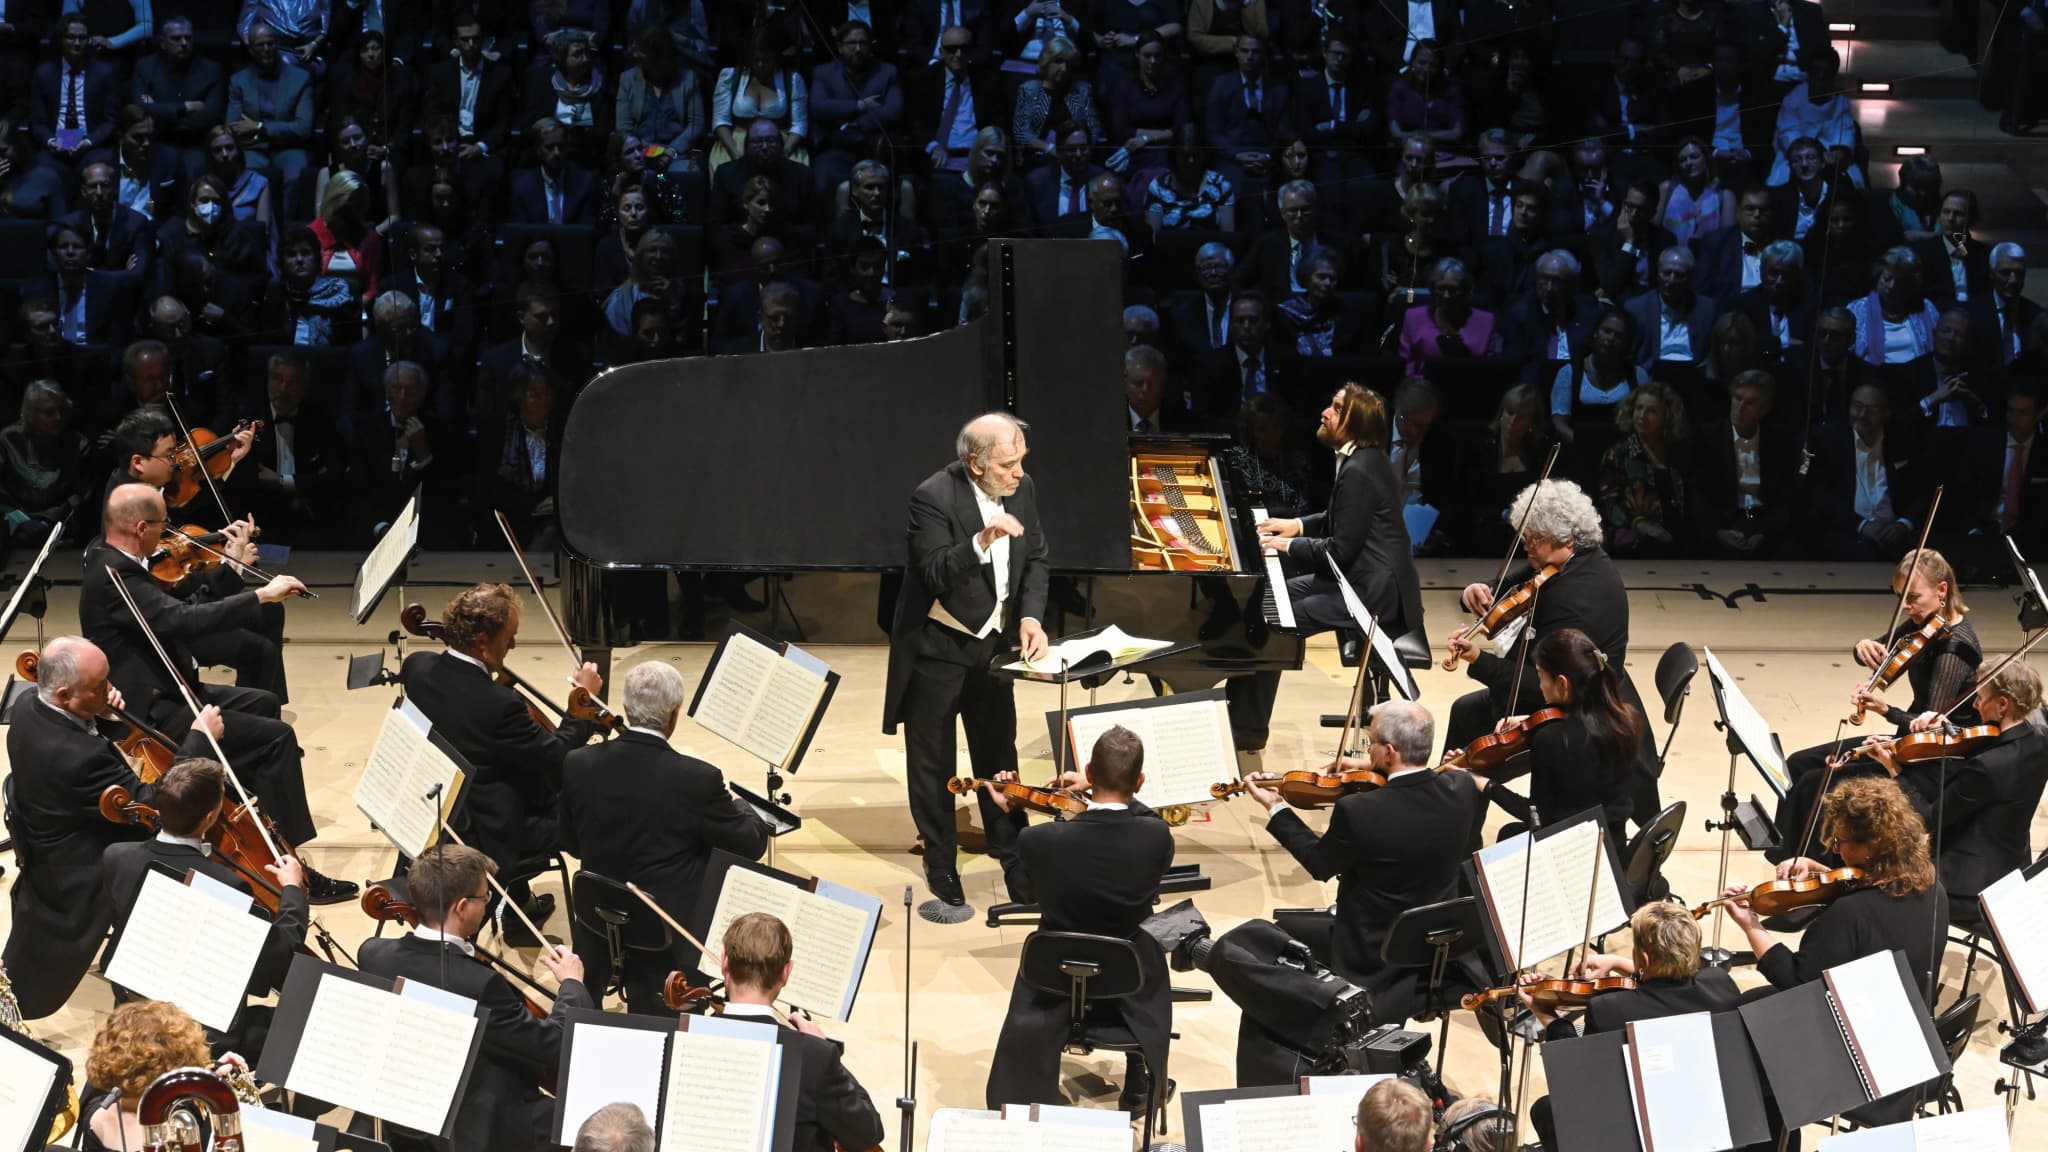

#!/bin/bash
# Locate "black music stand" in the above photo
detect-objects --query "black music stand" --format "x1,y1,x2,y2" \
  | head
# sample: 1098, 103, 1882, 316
1701, 649, 1789, 966
1381, 897, 1485, 1075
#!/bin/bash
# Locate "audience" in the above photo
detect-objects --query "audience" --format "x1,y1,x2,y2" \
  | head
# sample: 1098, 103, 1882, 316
1599, 381, 1692, 557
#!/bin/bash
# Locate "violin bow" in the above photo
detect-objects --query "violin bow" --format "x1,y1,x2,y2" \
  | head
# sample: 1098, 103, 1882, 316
426, 812, 562, 958
625, 882, 796, 1025
492, 510, 617, 715
164, 395, 239, 526
1842, 625, 2048, 771
103, 566, 282, 864
1854, 486, 1947, 710
1570, 824, 1605, 979
161, 526, 317, 599
1445, 445, 1561, 665
1333, 613, 1380, 763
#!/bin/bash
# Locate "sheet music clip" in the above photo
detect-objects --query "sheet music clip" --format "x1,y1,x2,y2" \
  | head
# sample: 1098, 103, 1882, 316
2006, 537, 2048, 630
347, 650, 400, 691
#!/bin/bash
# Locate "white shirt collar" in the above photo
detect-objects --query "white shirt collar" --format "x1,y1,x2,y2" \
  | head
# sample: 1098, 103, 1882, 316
446, 648, 490, 673
155, 830, 212, 855
721, 1001, 779, 1020
1732, 424, 1759, 444
1086, 799, 1129, 811
39, 694, 95, 731
2011, 433, 2033, 452
410, 923, 477, 957
626, 724, 669, 740
1385, 765, 1430, 781
1335, 441, 1358, 458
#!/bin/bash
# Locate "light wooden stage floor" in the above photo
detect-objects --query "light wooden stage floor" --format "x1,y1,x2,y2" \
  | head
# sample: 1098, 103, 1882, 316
4, 553, 2044, 1149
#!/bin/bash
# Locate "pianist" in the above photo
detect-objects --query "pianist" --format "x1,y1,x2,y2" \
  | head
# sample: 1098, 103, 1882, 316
881, 413, 1051, 910
1230, 384, 1424, 752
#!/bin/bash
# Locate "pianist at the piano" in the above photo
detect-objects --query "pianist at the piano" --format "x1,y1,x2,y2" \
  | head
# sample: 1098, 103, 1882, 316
881, 413, 1051, 912
1228, 384, 1425, 751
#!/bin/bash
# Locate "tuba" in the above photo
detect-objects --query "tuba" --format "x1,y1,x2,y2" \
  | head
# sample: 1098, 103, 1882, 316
0, 968, 79, 1142
139, 1067, 244, 1152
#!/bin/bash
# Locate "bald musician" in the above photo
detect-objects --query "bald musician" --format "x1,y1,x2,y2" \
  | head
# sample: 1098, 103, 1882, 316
80, 484, 351, 902
0, 636, 214, 1018
882, 413, 1050, 909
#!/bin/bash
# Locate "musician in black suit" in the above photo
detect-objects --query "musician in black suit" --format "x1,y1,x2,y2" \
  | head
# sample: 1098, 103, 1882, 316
1242, 700, 1482, 1020
1725, 776, 1948, 1125
1231, 384, 1423, 750
715, 912, 887, 1152
0, 636, 199, 1019
358, 844, 595, 1152
397, 582, 603, 939
559, 661, 769, 1014
1693, 371, 1803, 558
100, 757, 310, 1055
882, 413, 1050, 909
983, 726, 1175, 1111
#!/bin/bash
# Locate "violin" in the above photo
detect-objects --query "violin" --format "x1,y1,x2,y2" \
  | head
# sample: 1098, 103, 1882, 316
1460, 975, 1639, 1013
146, 524, 252, 585
164, 420, 262, 510
399, 603, 623, 733
15, 650, 180, 782
663, 971, 724, 1014
1209, 768, 1385, 809
947, 776, 1089, 818
99, 783, 297, 915
1689, 866, 1868, 920
1442, 565, 1562, 671
1439, 707, 1566, 772
1826, 724, 2002, 775
1851, 613, 1958, 725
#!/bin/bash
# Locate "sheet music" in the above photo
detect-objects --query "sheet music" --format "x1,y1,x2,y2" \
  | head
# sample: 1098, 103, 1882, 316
1475, 819, 1626, 970
791, 880, 878, 1020
1197, 1103, 1239, 1152
1815, 1107, 2010, 1151
1980, 865, 2048, 1013
560, 1021, 668, 1141
285, 973, 478, 1135
1325, 554, 1418, 701
0, 1034, 60, 1152
693, 631, 827, 766
925, 1116, 1128, 1152
355, 699, 464, 858
658, 1023, 779, 1152
701, 867, 804, 973
240, 1105, 321, 1152
1825, 951, 1939, 1100
1066, 696, 1237, 808
1300, 1074, 1391, 1096
1704, 648, 1789, 796
1223, 1093, 1360, 1151
104, 869, 270, 1032
350, 492, 419, 622
1008, 624, 1172, 674
1625, 1013, 1732, 1152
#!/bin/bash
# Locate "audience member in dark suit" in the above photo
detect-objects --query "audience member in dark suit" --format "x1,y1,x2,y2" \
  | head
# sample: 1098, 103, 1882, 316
909, 26, 998, 175
31, 17, 117, 171
1695, 186, 1780, 305
399, 113, 503, 226
100, 758, 309, 1054
1049, 172, 1154, 290
1272, 244, 1363, 358
713, 240, 824, 350
1911, 190, 1991, 309
425, 14, 516, 159
1693, 370, 1802, 557
478, 365, 568, 547
130, 18, 225, 184
709, 119, 817, 237
808, 18, 903, 196
1365, 0, 1466, 71
1473, 178, 1551, 307
1812, 382, 1928, 559
348, 360, 461, 548
385, 224, 479, 364
255, 225, 362, 348
1946, 383, 2048, 577
0, 636, 188, 1020
27, 222, 138, 349
713, 912, 888, 1152
1204, 35, 1290, 193
1235, 178, 1338, 300
357, 845, 596, 1152
1730, 240, 1817, 365
507, 119, 599, 225
473, 284, 589, 438
898, 0, 998, 64
346, 292, 454, 438
1741, 0, 1828, 96
145, 295, 230, 428
1973, 243, 2044, 368
1020, 122, 1103, 233
1586, 179, 1673, 304
234, 350, 346, 547
1163, 240, 1237, 361
224, 23, 318, 215
65, 161, 152, 281
1889, 307, 1998, 442
1125, 343, 1184, 432
1294, 29, 1375, 194
826, 237, 891, 345
559, 661, 768, 1014
984, 727, 1174, 1111
1684, 41, 1777, 188
1190, 289, 1274, 430
1624, 247, 1716, 366
1501, 250, 1600, 384
1584, 36, 1669, 180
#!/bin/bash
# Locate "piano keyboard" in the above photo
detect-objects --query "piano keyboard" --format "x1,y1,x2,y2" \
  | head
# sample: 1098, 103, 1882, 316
1251, 507, 1296, 631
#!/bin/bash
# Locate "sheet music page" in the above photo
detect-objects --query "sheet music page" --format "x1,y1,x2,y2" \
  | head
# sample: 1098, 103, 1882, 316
1824, 951, 1940, 1099
0, 1035, 59, 1152
240, 1104, 321, 1152
1300, 1073, 1391, 1096
1979, 866, 2048, 1013
1197, 1103, 1239, 1152
694, 632, 822, 765
104, 868, 270, 1032
1008, 623, 1172, 674
787, 881, 879, 1021
1066, 697, 1236, 808
350, 493, 419, 622
1704, 649, 1789, 795
925, 1117, 1128, 1152
1475, 832, 1566, 971
926, 1108, 1003, 1151
0, 520, 59, 641
558, 1020, 668, 1140
354, 700, 463, 858
1815, 1126, 1917, 1152
285, 973, 478, 1135
658, 1025, 779, 1152
1626, 1013, 1732, 1152
1544, 820, 1628, 954
745, 655, 827, 766
701, 867, 804, 972
999, 1103, 1129, 1128
1224, 1093, 1360, 1151
1912, 1109, 2011, 1151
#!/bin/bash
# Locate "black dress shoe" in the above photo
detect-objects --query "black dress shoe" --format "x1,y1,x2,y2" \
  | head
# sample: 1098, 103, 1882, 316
302, 868, 359, 906
502, 915, 551, 947
520, 892, 557, 926
926, 868, 965, 907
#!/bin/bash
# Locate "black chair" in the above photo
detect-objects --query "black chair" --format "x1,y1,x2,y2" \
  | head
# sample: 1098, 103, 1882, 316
1381, 897, 1484, 1068
1926, 992, 1982, 1116
1620, 800, 1686, 906
570, 869, 676, 1004
1016, 930, 1171, 1145
1652, 641, 1699, 776
1947, 899, 2027, 1023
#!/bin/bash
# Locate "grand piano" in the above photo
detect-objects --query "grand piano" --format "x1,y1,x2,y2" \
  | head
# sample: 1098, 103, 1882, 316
558, 239, 1302, 695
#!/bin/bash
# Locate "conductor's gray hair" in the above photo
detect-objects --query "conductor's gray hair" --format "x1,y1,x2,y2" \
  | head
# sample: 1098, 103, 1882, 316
1993, 242, 2027, 265
1510, 478, 1605, 550
34, 636, 91, 704
572, 1102, 655, 1152
1369, 700, 1434, 768
622, 662, 687, 730
956, 412, 1029, 465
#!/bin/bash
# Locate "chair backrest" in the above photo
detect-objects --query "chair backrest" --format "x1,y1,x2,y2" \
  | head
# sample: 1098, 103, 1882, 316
1934, 992, 1981, 1062
1392, 632, 1432, 670
1017, 931, 1145, 1006
1, 774, 23, 872
571, 869, 675, 955
1379, 897, 1484, 969
1654, 643, 1699, 725
1623, 801, 1687, 900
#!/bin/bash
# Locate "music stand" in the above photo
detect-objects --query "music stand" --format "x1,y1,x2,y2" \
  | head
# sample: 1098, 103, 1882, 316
1380, 897, 1484, 1075
1702, 648, 1789, 966
2007, 537, 2048, 630
348, 491, 422, 676
0, 522, 63, 735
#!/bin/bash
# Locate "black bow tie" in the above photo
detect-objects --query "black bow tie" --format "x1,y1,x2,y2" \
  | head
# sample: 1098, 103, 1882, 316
1742, 240, 1761, 256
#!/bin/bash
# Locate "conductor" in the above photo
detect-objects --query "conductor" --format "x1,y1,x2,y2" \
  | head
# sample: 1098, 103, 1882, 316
882, 412, 1050, 909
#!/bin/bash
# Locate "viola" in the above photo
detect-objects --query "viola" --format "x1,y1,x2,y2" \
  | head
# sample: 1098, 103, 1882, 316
1440, 707, 1566, 772
947, 776, 1089, 818
164, 421, 262, 510
1827, 725, 2002, 776
1851, 613, 1958, 726
663, 972, 723, 1014
146, 524, 249, 585
399, 603, 623, 733
16, 650, 179, 782
1460, 975, 1639, 1013
1442, 565, 1562, 671
99, 783, 297, 915
1210, 768, 1385, 809
1690, 866, 1868, 920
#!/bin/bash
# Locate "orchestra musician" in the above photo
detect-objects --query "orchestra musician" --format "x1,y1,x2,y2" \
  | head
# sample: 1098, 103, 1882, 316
399, 582, 603, 942
572, 1102, 654, 1152
1520, 903, 1749, 1152
1723, 776, 1948, 1123
102, 407, 284, 703
1355, 1079, 1435, 1152
1769, 548, 1982, 860
80, 1001, 254, 1152
982, 726, 1175, 1114
0, 636, 212, 1019
1442, 479, 1654, 820
882, 412, 1050, 909
1450, 628, 1647, 849
715, 912, 888, 1152
558, 661, 769, 1013
99, 758, 310, 1055
357, 844, 595, 1152
1231, 384, 1425, 752
80, 484, 352, 902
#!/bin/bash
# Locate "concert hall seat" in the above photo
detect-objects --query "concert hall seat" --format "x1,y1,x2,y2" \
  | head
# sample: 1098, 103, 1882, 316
569, 869, 675, 1003
1017, 931, 1172, 1144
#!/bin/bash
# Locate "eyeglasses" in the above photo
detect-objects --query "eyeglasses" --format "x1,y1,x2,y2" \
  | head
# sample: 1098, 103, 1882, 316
941, 42, 970, 55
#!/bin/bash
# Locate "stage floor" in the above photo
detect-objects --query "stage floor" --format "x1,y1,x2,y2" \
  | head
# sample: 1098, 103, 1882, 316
4, 553, 2043, 1148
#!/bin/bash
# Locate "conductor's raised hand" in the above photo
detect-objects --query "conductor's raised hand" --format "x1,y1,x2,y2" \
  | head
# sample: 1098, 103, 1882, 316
978, 512, 1025, 551
256, 574, 306, 603
1018, 618, 1049, 664
1460, 582, 1495, 616
571, 662, 603, 696
539, 945, 586, 984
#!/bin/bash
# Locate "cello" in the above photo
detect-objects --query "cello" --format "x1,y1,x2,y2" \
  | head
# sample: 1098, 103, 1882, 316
98, 783, 298, 916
